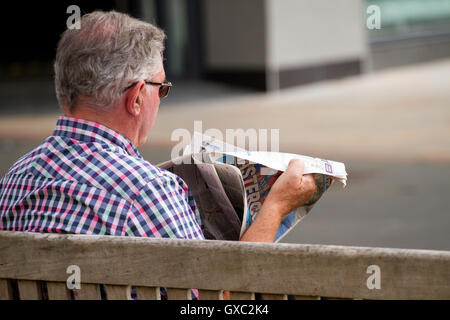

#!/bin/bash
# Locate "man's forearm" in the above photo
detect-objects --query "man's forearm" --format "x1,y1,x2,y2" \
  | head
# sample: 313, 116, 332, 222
239, 202, 282, 243
239, 162, 316, 243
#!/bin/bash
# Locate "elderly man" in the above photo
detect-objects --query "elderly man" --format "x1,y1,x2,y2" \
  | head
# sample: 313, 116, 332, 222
0, 11, 315, 244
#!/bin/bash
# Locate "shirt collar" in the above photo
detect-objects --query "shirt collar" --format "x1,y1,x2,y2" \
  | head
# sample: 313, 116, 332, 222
53, 116, 142, 158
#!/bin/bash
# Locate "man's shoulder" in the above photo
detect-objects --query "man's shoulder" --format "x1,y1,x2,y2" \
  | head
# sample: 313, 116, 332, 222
113, 151, 177, 183
95, 145, 185, 189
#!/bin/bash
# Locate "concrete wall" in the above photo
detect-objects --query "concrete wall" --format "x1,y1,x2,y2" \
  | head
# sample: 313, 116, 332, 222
370, 32, 450, 70
265, 0, 368, 70
203, 0, 369, 90
203, 0, 266, 70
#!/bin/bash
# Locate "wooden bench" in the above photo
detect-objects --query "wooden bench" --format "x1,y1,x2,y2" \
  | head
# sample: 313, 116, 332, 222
0, 231, 449, 300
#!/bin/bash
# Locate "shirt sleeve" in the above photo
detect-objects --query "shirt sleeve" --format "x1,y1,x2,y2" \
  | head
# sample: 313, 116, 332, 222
126, 173, 205, 240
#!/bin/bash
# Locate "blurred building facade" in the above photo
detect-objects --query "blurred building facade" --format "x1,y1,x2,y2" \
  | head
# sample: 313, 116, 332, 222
0, 0, 449, 94
367, 0, 450, 70
203, 0, 367, 91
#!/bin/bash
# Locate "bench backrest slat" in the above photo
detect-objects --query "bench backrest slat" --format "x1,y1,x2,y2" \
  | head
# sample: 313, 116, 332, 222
105, 284, 132, 300
74, 283, 101, 300
46, 281, 71, 300
166, 288, 192, 300
0, 279, 13, 300
17, 280, 42, 300
135, 286, 161, 300
1, 231, 449, 300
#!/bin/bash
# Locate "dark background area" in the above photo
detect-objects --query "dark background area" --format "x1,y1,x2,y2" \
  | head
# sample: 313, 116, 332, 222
0, 0, 204, 81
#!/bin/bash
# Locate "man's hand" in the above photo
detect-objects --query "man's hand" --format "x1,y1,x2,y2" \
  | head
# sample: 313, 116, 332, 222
264, 159, 316, 218
240, 159, 316, 243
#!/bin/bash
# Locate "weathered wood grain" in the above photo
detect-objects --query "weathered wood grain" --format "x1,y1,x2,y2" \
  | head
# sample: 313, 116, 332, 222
74, 283, 101, 300
0, 279, 13, 300
230, 291, 255, 300
46, 281, 71, 300
260, 293, 287, 300
166, 288, 192, 300
294, 295, 320, 300
0, 231, 449, 299
17, 280, 41, 300
105, 284, 132, 300
135, 286, 161, 300
199, 289, 223, 300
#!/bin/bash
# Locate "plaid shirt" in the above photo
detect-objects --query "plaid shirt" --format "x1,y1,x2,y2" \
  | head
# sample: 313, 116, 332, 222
0, 116, 205, 240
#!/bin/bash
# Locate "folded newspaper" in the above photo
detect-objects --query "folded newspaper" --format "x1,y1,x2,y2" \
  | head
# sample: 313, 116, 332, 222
158, 133, 347, 242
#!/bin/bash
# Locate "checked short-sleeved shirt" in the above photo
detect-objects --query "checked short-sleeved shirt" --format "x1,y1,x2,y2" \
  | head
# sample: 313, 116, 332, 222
0, 116, 205, 240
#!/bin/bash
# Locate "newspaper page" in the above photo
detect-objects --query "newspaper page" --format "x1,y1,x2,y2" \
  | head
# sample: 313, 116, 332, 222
184, 133, 347, 242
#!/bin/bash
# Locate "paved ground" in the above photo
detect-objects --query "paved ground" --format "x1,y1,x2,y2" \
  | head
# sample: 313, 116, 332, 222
1, 58, 449, 250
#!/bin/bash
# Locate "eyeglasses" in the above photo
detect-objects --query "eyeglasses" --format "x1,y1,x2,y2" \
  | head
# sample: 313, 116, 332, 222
121, 80, 172, 99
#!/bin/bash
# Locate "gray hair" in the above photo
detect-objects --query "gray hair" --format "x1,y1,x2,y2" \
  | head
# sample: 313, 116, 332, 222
54, 11, 166, 109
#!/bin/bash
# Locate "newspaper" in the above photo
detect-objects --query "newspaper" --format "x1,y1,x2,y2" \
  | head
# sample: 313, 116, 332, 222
158, 133, 347, 242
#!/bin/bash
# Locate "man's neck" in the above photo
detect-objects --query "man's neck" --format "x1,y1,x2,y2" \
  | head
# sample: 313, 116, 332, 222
65, 104, 139, 146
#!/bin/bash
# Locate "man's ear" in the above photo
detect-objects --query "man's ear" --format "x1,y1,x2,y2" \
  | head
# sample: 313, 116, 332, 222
125, 81, 145, 117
